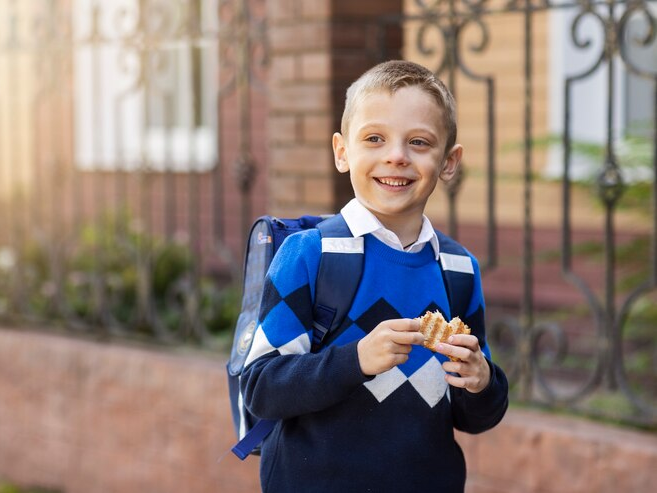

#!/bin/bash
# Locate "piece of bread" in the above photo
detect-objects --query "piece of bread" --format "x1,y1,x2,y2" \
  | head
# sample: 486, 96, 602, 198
417, 310, 450, 351
416, 311, 471, 361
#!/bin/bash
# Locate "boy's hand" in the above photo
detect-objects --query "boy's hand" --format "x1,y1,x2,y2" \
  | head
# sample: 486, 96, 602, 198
357, 319, 424, 376
436, 335, 491, 393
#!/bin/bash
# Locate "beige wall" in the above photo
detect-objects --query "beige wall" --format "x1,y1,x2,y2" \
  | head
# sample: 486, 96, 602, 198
0, 0, 76, 247
402, 2, 650, 232
0, 1, 36, 200
404, 1, 549, 175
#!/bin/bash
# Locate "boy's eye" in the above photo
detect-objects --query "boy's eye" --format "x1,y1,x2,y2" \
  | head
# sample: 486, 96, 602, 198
365, 135, 383, 143
410, 138, 429, 146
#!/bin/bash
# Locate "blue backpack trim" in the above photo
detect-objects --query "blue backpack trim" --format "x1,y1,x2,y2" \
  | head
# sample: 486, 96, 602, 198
228, 215, 476, 460
311, 215, 364, 351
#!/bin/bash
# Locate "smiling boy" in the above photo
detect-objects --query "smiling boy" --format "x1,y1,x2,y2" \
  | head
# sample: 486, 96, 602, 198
241, 60, 508, 493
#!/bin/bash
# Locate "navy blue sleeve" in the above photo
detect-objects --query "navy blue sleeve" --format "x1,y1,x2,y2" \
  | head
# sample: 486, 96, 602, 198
450, 359, 509, 433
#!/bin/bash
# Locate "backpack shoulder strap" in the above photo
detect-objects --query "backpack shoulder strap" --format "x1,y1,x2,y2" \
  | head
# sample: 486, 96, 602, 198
435, 229, 475, 319
231, 418, 277, 460
311, 214, 364, 351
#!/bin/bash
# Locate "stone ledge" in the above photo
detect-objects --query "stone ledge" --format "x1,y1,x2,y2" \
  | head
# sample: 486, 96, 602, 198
0, 328, 654, 493
458, 407, 657, 493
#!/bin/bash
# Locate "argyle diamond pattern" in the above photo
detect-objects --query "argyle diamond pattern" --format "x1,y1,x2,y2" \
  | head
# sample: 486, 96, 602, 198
254, 277, 454, 408
350, 297, 451, 407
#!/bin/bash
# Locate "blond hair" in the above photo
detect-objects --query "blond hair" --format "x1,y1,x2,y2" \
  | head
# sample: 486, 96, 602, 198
340, 60, 457, 153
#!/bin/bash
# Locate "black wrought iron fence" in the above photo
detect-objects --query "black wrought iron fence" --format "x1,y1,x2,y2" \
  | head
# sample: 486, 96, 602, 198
381, 0, 656, 425
0, 0, 655, 426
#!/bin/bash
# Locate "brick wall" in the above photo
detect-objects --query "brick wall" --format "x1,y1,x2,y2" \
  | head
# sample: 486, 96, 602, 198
266, 0, 403, 216
0, 328, 655, 493
0, 328, 259, 493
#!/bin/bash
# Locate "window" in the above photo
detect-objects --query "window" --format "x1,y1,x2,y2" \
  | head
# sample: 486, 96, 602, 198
73, 0, 219, 172
623, 14, 656, 139
546, 2, 656, 181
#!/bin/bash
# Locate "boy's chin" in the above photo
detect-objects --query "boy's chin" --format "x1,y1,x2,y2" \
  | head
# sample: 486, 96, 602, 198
369, 204, 427, 221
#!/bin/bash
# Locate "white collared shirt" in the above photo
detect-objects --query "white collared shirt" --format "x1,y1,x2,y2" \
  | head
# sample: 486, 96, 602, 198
340, 198, 440, 260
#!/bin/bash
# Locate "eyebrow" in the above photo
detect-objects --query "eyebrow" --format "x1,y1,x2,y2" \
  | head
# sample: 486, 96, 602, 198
356, 122, 386, 131
355, 122, 439, 139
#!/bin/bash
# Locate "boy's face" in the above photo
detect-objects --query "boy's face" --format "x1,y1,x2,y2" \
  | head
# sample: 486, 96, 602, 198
332, 86, 462, 227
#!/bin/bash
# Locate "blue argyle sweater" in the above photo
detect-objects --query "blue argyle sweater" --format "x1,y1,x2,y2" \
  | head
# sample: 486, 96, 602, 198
241, 230, 508, 493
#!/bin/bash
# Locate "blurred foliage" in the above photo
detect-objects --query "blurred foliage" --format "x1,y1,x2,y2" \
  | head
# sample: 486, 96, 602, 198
0, 482, 60, 493
532, 232, 656, 405
503, 131, 654, 215
576, 132, 653, 216
0, 209, 240, 344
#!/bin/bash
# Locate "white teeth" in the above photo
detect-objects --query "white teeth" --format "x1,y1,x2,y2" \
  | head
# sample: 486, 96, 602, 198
378, 178, 409, 187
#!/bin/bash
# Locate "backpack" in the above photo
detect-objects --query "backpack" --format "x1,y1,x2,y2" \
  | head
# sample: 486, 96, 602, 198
226, 213, 475, 460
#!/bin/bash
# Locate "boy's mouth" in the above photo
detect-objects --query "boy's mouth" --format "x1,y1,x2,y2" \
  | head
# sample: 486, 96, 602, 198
375, 177, 413, 187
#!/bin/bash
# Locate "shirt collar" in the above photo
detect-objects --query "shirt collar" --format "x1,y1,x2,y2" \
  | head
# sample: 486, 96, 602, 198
340, 198, 440, 260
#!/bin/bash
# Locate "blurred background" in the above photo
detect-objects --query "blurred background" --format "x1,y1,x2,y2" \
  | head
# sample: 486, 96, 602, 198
0, 0, 655, 492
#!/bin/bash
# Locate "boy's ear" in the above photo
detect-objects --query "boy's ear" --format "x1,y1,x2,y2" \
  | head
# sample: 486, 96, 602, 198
332, 132, 349, 173
439, 144, 463, 181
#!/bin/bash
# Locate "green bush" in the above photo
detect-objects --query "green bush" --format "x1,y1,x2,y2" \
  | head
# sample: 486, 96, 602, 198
0, 482, 61, 493
8, 210, 240, 343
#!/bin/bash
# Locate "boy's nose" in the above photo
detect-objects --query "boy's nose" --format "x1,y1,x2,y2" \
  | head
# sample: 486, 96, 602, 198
385, 142, 409, 166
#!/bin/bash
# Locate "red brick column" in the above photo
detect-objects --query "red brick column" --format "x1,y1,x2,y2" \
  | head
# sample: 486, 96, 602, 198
266, 0, 403, 216
266, 0, 334, 216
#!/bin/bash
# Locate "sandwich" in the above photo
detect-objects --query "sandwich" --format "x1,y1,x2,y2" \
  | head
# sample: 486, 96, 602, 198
416, 310, 471, 361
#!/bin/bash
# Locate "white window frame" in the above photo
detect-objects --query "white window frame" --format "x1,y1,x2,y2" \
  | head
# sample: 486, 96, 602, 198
73, 0, 219, 173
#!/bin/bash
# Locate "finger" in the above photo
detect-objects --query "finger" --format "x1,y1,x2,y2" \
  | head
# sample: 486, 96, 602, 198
382, 338, 418, 355
442, 360, 463, 375
387, 318, 421, 332
391, 342, 413, 355
445, 372, 487, 393
435, 342, 469, 362
444, 373, 466, 388
446, 334, 480, 352
390, 330, 425, 346
391, 353, 410, 367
